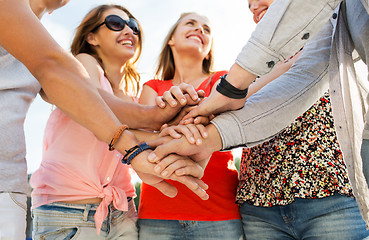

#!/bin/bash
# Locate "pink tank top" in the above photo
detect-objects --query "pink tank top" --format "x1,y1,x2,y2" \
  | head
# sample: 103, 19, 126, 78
30, 66, 135, 234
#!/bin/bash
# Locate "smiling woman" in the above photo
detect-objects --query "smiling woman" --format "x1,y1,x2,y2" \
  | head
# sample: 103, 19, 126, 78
30, 4, 143, 238
137, 12, 244, 240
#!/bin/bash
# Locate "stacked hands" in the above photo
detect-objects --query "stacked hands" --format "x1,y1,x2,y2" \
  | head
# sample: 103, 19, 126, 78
130, 83, 219, 201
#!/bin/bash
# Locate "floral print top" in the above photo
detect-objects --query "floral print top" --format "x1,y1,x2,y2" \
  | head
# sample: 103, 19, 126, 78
236, 92, 353, 207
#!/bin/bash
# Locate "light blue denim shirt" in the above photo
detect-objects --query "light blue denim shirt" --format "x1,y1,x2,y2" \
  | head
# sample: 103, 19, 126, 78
212, 0, 369, 226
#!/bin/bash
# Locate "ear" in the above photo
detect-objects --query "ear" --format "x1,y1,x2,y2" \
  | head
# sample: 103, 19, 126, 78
168, 38, 175, 47
205, 53, 210, 60
86, 32, 99, 46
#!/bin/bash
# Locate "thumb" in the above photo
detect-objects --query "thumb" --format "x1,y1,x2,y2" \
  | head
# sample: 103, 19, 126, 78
147, 140, 175, 163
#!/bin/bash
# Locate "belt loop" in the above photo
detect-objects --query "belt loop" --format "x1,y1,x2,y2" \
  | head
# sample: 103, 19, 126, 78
83, 204, 91, 222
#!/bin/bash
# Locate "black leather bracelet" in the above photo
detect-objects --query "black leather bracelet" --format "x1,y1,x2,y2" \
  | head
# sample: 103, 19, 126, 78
121, 142, 151, 165
216, 74, 248, 99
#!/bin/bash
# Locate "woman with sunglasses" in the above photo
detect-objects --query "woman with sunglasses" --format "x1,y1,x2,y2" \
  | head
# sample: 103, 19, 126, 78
29, 5, 207, 240
137, 12, 243, 240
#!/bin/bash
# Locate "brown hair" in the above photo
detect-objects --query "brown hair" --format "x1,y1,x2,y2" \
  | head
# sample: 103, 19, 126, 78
70, 4, 142, 95
155, 12, 214, 80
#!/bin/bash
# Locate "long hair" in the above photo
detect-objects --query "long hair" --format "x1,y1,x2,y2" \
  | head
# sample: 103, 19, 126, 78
70, 4, 142, 95
155, 12, 214, 80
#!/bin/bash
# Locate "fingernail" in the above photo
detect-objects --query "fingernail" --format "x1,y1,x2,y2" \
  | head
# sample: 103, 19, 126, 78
160, 103, 165, 108
148, 152, 156, 161
171, 101, 177, 106
203, 132, 208, 138
176, 169, 184, 175
193, 94, 198, 100
180, 98, 186, 105
162, 171, 168, 177
154, 165, 161, 173
196, 139, 202, 145
190, 137, 195, 143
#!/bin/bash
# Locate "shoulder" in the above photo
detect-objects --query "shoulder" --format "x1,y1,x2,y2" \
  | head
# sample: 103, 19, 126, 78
75, 53, 98, 66
144, 79, 172, 90
75, 53, 101, 86
213, 70, 228, 79
210, 70, 228, 84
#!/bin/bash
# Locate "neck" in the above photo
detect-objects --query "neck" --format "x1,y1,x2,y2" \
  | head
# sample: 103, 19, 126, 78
171, 52, 208, 86
29, 0, 47, 19
100, 57, 127, 91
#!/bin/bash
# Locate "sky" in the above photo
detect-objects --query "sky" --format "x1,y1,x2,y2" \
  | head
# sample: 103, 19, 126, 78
24, 0, 255, 173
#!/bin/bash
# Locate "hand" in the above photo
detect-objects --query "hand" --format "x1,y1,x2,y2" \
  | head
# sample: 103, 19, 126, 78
149, 102, 183, 131
159, 124, 208, 145
156, 83, 206, 108
147, 124, 222, 169
131, 150, 209, 200
181, 90, 246, 123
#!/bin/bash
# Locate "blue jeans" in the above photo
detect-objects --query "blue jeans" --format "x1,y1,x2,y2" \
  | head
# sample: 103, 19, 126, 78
137, 219, 244, 240
32, 200, 138, 240
240, 194, 369, 240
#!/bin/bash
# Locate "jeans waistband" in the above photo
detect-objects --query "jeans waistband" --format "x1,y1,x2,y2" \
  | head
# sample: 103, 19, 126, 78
41, 196, 133, 211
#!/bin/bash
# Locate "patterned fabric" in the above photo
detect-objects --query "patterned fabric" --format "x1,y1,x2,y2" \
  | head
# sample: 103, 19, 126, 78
236, 92, 353, 207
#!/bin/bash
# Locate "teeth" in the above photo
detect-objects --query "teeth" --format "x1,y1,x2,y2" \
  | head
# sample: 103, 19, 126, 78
257, 10, 267, 22
188, 35, 202, 43
120, 40, 132, 46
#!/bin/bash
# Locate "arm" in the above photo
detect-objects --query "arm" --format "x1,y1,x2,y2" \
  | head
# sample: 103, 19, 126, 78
0, 0, 121, 144
139, 84, 158, 105
0, 1, 203, 198
184, 0, 340, 119
212, 21, 334, 150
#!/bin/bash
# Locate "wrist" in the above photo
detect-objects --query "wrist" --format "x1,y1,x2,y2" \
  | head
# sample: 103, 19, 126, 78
114, 129, 140, 154
205, 124, 222, 152
228, 63, 257, 89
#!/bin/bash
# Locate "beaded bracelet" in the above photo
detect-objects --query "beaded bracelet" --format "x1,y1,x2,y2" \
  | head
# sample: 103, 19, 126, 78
108, 125, 129, 151
216, 74, 249, 99
121, 142, 151, 165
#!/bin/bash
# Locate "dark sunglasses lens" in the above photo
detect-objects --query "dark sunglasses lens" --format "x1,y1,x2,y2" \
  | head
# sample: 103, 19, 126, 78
127, 19, 140, 35
105, 15, 125, 31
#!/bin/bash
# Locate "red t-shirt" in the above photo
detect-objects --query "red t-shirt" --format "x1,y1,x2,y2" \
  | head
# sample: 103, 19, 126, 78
138, 71, 241, 220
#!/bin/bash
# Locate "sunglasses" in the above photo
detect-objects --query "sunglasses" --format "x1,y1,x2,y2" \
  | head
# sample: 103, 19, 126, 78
92, 15, 140, 35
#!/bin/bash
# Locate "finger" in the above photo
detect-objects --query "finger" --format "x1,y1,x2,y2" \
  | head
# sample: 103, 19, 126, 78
193, 178, 208, 191
193, 116, 210, 126
162, 90, 178, 107
169, 86, 188, 106
153, 154, 178, 175
148, 137, 178, 162
184, 94, 200, 106
196, 90, 205, 98
169, 161, 204, 179
196, 124, 208, 138
155, 96, 166, 108
146, 136, 171, 150
150, 180, 178, 198
173, 175, 209, 200
180, 117, 195, 125
182, 108, 201, 122
158, 157, 203, 179
178, 83, 198, 102
175, 126, 196, 144
160, 123, 168, 132
159, 127, 182, 139
158, 159, 189, 178
186, 124, 202, 145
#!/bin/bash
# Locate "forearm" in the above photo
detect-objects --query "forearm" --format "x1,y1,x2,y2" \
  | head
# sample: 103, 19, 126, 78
212, 21, 333, 150
0, 1, 134, 146
98, 89, 162, 130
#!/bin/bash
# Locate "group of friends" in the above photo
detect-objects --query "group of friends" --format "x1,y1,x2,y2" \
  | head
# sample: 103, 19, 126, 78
1, 0, 369, 239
